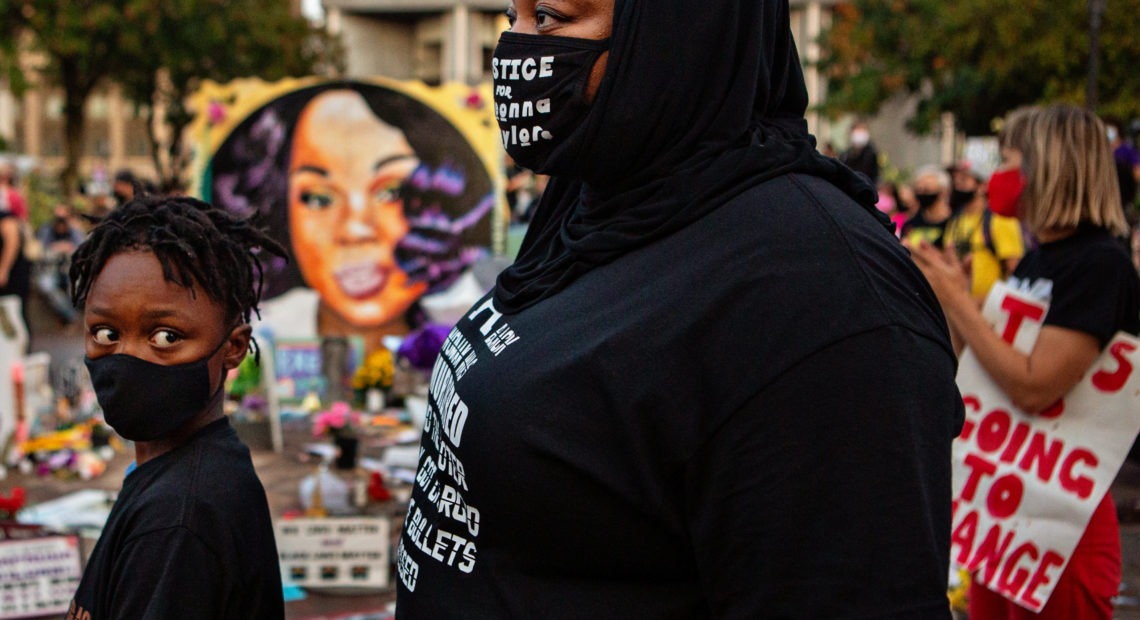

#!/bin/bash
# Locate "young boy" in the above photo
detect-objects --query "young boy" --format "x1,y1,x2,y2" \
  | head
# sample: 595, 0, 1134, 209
67, 195, 287, 619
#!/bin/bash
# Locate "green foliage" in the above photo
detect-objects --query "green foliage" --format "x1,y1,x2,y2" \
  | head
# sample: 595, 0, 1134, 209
229, 353, 263, 399
0, 0, 342, 192
23, 170, 61, 229
115, 0, 343, 189
820, 0, 1140, 134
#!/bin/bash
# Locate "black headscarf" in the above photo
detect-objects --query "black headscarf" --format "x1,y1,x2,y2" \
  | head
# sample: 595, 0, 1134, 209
494, 0, 887, 313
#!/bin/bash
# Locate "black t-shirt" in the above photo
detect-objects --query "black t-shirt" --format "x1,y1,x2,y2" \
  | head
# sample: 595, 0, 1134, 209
1008, 225, 1140, 345
69, 418, 283, 620
0, 209, 29, 297
395, 174, 963, 619
900, 210, 951, 249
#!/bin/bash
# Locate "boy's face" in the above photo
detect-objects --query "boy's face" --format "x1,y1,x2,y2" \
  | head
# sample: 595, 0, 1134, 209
83, 251, 238, 384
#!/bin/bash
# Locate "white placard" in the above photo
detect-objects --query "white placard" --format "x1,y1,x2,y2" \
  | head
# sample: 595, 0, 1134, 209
0, 535, 82, 619
951, 282, 1140, 611
277, 517, 390, 589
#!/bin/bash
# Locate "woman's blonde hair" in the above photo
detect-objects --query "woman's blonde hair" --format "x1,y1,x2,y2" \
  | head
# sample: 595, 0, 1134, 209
997, 106, 1034, 152
1008, 104, 1128, 237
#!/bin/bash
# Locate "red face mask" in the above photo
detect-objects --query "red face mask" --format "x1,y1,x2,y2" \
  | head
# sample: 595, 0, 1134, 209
987, 168, 1026, 218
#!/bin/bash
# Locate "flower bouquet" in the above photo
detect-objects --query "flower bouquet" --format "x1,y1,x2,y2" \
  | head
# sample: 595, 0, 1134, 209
312, 402, 362, 470
351, 348, 395, 412
312, 402, 361, 440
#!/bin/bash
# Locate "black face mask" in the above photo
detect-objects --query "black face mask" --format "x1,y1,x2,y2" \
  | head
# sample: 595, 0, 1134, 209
914, 191, 941, 210
949, 188, 976, 211
492, 31, 610, 173
85, 336, 230, 442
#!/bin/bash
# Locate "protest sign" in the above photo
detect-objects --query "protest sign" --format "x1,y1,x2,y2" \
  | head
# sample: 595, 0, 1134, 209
951, 282, 1140, 611
277, 517, 390, 589
0, 535, 82, 619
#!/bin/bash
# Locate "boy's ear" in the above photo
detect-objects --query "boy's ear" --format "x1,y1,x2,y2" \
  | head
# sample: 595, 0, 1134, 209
223, 324, 253, 370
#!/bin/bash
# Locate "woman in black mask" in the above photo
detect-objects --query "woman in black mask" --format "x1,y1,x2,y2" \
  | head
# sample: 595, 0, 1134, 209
67, 195, 286, 619
395, 1, 963, 618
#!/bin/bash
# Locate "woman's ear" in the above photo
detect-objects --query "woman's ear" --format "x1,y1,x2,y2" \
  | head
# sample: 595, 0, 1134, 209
223, 324, 253, 371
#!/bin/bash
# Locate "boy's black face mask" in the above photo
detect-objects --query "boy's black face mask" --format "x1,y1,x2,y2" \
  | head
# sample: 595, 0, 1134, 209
85, 336, 229, 441
492, 31, 610, 174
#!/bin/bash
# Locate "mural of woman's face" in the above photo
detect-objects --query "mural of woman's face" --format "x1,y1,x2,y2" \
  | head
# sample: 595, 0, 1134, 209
288, 90, 427, 328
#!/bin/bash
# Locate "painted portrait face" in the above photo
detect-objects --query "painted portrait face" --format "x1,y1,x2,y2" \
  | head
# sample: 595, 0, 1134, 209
288, 90, 428, 328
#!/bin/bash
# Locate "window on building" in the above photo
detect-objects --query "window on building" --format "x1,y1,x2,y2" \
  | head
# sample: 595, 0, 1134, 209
45, 95, 64, 120
87, 94, 110, 120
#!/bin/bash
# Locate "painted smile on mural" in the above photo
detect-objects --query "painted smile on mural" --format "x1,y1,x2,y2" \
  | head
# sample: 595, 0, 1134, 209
287, 90, 429, 327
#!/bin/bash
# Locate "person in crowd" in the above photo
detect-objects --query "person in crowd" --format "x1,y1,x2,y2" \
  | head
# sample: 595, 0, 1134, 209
909, 104, 1139, 620
900, 164, 954, 248
0, 161, 28, 221
876, 179, 914, 236
66, 194, 286, 619
841, 121, 880, 184
112, 169, 138, 207
211, 85, 495, 352
0, 165, 31, 347
34, 204, 86, 323
875, 179, 897, 215
942, 165, 1025, 304
947, 161, 978, 214
1106, 117, 1139, 212
395, 0, 963, 617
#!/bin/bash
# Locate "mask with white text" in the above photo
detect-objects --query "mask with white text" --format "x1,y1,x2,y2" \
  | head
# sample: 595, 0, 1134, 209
492, 31, 610, 174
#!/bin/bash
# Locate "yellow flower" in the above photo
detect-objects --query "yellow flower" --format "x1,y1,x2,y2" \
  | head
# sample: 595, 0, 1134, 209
352, 348, 395, 390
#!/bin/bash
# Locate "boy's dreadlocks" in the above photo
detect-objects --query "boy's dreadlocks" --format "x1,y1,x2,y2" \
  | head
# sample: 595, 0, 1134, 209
70, 194, 287, 327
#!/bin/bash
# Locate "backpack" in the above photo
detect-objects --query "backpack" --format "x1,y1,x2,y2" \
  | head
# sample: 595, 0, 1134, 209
981, 208, 1037, 269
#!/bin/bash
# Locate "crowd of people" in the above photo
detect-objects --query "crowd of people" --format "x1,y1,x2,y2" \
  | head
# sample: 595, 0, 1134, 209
0, 165, 157, 350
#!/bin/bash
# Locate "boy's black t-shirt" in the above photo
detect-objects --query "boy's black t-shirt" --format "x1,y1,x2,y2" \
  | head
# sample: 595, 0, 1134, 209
395, 174, 964, 619
69, 418, 283, 620
1008, 225, 1140, 344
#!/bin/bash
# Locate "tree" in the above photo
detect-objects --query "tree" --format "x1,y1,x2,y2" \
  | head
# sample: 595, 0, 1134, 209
0, 0, 339, 194
116, 0, 343, 191
819, 0, 1140, 135
1, 0, 137, 194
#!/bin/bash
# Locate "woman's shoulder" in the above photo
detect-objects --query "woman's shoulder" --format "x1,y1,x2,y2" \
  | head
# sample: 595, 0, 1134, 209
1056, 227, 1136, 273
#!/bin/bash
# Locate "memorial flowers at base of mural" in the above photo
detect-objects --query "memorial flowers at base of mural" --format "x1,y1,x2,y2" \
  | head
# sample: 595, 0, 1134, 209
352, 348, 396, 411
311, 401, 362, 440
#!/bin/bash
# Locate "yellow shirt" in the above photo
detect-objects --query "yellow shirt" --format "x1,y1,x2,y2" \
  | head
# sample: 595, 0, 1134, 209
943, 211, 1025, 301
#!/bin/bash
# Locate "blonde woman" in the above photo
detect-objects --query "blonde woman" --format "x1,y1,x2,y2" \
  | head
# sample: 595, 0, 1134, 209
910, 104, 1139, 619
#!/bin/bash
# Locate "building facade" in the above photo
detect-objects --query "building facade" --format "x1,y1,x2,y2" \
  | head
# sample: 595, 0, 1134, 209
0, 0, 948, 192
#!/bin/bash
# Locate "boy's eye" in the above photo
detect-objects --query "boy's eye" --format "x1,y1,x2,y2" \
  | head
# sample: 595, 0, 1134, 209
92, 327, 118, 346
150, 330, 183, 348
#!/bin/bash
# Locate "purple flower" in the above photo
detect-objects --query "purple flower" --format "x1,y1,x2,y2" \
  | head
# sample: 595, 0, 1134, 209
398, 324, 451, 372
